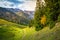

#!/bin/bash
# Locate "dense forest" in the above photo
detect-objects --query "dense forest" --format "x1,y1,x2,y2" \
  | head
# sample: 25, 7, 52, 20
33, 0, 60, 31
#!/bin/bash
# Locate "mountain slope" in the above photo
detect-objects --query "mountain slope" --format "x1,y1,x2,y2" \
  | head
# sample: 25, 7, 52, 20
24, 10, 34, 19
0, 19, 27, 28
0, 7, 29, 25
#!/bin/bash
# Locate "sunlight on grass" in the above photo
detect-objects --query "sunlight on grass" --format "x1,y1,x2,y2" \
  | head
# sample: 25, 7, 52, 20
0, 19, 9, 24
23, 27, 36, 35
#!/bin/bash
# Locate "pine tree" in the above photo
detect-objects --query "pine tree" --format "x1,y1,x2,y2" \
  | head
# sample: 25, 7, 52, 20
34, 0, 44, 31
45, 0, 60, 28
29, 19, 34, 27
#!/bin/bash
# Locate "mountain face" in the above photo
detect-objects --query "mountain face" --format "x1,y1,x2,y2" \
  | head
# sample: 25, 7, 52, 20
24, 10, 34, 19
6, 8, 22, 13
0, 7, 34, 25
6, 8, 34, 19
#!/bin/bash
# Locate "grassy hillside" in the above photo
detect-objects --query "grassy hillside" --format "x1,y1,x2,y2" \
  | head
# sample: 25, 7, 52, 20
0, 19, 26, 28
0, 19, 60, 40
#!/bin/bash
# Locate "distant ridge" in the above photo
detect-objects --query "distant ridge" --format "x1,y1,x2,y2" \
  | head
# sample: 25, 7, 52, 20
0, 7, 29, 25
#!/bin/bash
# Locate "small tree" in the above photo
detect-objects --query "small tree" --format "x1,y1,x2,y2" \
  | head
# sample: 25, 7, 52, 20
34, 0, 45, 31
29, 19, 34, 27
58, 15, 60, 22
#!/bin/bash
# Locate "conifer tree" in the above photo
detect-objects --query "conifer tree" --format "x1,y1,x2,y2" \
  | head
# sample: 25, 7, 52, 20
34, 0, 44, 31
45, 0, 60, 28
34, 0, 60, 31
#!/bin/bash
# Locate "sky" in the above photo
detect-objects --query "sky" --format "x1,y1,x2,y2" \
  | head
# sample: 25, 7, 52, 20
0, 0, 36, 11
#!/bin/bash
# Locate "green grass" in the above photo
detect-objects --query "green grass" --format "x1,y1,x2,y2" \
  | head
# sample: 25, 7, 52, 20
0, 19, 27, 28
0, 19, 60, 40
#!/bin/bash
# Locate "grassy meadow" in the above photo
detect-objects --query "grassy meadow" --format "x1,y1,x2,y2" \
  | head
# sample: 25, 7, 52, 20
0, 19, 60, 40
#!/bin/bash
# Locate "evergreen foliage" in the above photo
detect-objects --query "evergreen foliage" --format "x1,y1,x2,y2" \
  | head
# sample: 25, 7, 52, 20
34, 0, 60, 31
34, 0, 44, 31
29, 19, 34, 27
45, 0, 60, 28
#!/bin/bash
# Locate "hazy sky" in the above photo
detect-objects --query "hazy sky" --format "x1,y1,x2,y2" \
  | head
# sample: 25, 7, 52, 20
0, 0, 36, 11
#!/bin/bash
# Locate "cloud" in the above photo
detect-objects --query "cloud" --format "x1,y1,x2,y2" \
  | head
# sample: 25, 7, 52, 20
0, 1, 16, 8
0, 0, 24, 8
0, 0, 36, 11
7, 0, 24, 4
18, 1, 36, 11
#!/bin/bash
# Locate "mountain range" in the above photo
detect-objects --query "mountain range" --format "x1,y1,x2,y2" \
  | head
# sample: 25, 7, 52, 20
0, 7, 34, 25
